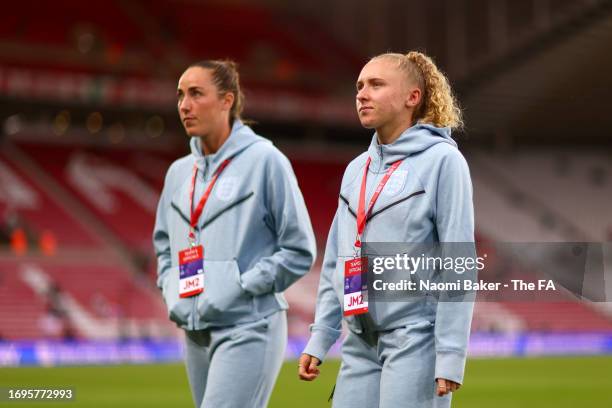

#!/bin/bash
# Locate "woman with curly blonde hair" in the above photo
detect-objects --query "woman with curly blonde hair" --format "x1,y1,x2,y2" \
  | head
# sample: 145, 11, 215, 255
299, 51, 474, 408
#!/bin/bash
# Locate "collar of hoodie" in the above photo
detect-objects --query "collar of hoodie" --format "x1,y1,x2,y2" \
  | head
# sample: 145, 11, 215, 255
367, 123, 457, 173
189, 120, 264, 179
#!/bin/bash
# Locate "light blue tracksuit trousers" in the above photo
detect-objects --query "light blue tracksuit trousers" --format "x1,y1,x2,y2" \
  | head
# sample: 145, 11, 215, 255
184, 311, 287, 408
333, 322, 452, 408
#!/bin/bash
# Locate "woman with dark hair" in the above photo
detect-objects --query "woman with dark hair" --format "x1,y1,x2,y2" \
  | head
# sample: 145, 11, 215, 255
299, 51, 475, 408
154, 60, 316, 407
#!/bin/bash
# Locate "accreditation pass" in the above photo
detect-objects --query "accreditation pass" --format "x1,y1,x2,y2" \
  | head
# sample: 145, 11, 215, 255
179, 245, 204, 298
343, 257, 368, 316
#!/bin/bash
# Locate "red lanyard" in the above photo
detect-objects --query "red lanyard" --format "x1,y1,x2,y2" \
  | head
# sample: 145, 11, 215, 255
188, 159, 231, 241
355, 157, 403, 248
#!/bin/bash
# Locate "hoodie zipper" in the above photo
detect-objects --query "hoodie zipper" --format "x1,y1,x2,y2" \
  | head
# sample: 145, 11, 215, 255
203, 156, 210, 180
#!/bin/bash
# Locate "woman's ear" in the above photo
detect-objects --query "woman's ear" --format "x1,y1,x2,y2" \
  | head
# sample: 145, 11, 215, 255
222, 92, 235, 111
405, 87, 422, 109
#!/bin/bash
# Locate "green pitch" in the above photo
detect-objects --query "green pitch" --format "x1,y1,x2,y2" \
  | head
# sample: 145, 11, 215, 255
1, 357, 611, 407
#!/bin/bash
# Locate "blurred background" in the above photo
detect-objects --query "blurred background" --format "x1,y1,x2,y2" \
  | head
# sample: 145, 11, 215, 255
0, 0, 611, 393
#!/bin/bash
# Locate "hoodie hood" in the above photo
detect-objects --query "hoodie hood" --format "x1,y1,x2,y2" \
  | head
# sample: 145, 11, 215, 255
189, 120, 268, 177
367, 123, 456, 171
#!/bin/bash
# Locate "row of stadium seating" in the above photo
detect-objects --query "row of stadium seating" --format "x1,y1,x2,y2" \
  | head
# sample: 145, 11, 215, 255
472, 149, 611, 241
1, 0, 354, 92
0, 256, 174, 340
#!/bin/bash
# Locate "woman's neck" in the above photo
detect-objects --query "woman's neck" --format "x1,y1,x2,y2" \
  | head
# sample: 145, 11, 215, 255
201, 122, 231, 155
376, 116, 413, 145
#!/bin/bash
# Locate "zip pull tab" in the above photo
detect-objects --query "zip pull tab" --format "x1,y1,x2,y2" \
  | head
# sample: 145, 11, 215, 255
354, 233, 362, 249
188, 228, 197, 247
353, 236, 361, 258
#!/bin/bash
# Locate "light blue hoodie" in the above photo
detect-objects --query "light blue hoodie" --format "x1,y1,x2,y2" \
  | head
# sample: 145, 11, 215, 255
153, 120, 316, 330
303, 123, 475, 384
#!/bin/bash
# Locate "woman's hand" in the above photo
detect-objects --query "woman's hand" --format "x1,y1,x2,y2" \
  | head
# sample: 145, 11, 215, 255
436, 378, 461, 396
298, 353, 321, 381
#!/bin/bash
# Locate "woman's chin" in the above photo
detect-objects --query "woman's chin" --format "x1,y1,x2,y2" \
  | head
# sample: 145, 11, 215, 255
359, 119, 377, 129
184, 126, 202, 137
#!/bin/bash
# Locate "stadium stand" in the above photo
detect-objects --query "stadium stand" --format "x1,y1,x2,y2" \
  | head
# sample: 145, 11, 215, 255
0, 258, 46, 339
18, 143, 161, 252
0, 255, 174, 340
472, 150, 611, 241
0, 152, 101, 249
1, 1, 141, 49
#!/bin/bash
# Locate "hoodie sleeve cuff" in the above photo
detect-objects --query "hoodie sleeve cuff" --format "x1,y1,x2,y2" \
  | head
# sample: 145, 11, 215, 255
435, 350, 467, 384
302, 324, 341, 363
240, 265, 274, 296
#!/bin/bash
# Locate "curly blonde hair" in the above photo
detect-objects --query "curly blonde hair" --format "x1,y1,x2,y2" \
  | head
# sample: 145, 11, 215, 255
372, 52, 463, 129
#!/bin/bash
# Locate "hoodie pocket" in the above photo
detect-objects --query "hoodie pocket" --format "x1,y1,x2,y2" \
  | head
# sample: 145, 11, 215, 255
197, 259, 253, 323
390, 320, 435, 350
162, 266, 193, 326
